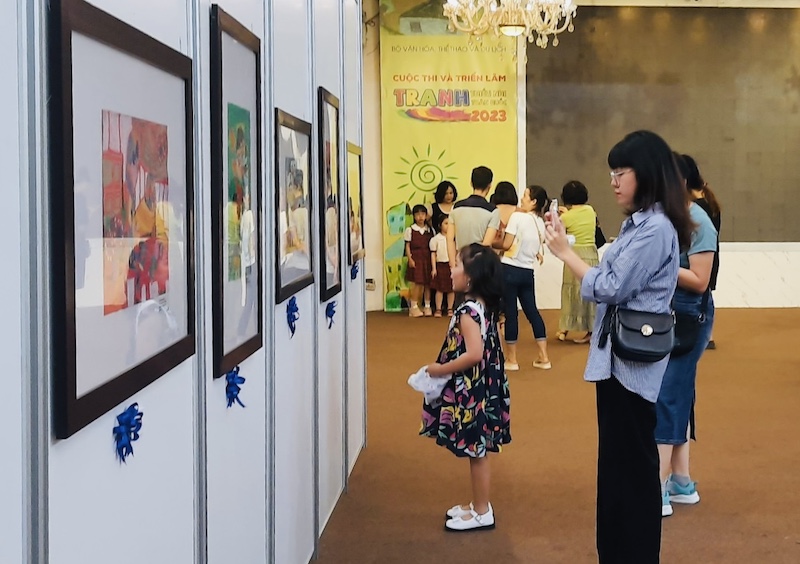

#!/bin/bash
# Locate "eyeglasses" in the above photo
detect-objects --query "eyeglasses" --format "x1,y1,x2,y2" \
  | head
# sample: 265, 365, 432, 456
609, 168, 633, 181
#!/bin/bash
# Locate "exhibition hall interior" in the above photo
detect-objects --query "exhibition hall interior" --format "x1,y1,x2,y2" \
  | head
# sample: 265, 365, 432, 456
1, 0, 798, 563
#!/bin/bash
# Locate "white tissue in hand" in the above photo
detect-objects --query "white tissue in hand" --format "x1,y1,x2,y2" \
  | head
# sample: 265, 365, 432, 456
407, 366, 449, 405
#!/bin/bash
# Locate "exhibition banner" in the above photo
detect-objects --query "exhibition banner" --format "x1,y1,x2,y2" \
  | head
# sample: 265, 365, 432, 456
379, 1, 518, 311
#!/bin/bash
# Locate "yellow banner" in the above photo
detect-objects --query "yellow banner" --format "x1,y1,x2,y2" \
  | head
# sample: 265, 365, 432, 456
379, 13, 518, 311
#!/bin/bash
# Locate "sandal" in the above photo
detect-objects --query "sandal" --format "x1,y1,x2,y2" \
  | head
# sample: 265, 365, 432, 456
556, 331, 567, 342
433, 311, 442, 318
446, 309, 454, 316
573, 333, 592, 344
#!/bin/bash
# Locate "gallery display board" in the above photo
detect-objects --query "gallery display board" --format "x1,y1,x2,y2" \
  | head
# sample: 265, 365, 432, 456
209, 5, 263, 377
48, 0, 195, 438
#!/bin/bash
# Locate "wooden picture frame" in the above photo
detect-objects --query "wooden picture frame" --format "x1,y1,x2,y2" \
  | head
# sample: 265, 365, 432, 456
49, 0, 195, 437
346, 142, 366, 266
209, 5, 263, 377
275, 109, 314, 303
317, 87, 342, 301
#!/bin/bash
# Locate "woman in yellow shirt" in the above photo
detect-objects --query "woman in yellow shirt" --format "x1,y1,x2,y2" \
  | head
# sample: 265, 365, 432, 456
556, 181, 599, 343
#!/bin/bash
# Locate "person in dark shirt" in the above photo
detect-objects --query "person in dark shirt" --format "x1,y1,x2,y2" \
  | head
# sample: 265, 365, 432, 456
681, 154, 721, 349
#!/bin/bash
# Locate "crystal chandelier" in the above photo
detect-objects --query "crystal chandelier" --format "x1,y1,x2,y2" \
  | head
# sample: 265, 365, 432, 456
443, 0, 577, 49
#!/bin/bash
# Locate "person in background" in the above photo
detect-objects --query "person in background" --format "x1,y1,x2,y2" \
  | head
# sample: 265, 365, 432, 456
430, 215, 455, 317
431, 180, 457, 235
545, 130, 693, 564
555, 180, 599, 344
526, 185, 550, 241
421, 243, 510, 532
656, 153, 717, 518
483, 181, 550, 371
446, 166, 495, 267
682, 154, 721, 350
404, 204, 433, 317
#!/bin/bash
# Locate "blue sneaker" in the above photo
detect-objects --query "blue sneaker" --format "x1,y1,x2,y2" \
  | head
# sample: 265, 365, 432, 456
661, 489, 673, 517
667, 476, 700, 505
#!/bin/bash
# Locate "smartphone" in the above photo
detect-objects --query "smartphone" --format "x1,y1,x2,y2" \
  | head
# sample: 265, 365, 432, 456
549, 198, 561, 228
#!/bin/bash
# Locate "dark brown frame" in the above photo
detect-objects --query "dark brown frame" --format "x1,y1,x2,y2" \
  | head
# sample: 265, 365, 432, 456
209, 5, 263, 378
49, 0, 196, 437
317, 87, 342, 301
275, 109, 314, 303
346, 142, 365, 266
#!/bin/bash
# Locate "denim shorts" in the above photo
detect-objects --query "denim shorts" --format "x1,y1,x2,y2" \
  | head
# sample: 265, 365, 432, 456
655, 293, 715, 445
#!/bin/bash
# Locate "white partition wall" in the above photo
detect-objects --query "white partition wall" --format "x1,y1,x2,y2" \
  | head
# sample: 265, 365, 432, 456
0, 2, 24, 563
272, 0, 318, 562
46, 1, 197, 563
312, 0, 347, 536
201, 2, 269, 563
344, 0, 367, 473
5, 0, 366, 563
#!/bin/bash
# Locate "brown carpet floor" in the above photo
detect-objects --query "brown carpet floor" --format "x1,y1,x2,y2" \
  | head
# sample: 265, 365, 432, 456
318, 309, 800, 563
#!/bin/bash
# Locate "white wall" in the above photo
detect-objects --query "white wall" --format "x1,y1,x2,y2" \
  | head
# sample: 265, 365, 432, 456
1, 1, 23, 562
344, 0, 367, 473
47, 2, 196, 563
272, 0, 317, 562
313, 0, 346, 535
201, 2, 268, 563
9, 0, 364, 561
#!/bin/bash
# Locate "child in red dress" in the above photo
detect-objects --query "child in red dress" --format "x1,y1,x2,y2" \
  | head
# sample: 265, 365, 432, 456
404, 204, 433, 317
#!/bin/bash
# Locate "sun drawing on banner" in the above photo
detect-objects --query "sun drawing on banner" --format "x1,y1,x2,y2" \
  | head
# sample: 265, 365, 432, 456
393, 144, 457, 205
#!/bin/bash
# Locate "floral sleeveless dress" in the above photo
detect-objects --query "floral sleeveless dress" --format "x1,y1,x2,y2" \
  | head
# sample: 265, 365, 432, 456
420, 302, 511, 458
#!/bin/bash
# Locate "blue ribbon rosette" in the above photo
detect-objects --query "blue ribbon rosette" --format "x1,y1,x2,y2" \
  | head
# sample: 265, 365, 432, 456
350, 262, 359, 280
286, 296, 300, 337
325, 300, 337, 329
225, 366, 246, 408
113, 403, 143, 463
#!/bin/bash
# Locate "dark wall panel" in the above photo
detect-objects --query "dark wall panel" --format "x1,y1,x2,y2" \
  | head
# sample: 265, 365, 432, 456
526, 6, 800, 241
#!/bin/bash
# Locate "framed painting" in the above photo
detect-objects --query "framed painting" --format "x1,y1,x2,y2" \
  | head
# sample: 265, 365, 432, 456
48, 0, 195, 437
210, 5, 263, 377
346, 143, 365, 266
317, 87, 342, 301
275, 109, 313, 303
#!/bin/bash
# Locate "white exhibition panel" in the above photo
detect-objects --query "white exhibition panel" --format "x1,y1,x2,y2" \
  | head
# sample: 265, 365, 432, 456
313, 0, 346, 533
343, 0, 366, 473
201, 2, 269, 563
273, 291, 316, 564
0, 2, 23, 563
48, 0, 197, 563
49, 363, 196, 564
272, 1, 316, 562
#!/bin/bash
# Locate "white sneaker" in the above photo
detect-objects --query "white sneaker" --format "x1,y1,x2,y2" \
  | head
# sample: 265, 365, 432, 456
445, 502, 472, 520
445, 503, 495, 532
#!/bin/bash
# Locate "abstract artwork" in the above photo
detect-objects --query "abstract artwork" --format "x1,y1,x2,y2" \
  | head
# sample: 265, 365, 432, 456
101, 110, 170, 315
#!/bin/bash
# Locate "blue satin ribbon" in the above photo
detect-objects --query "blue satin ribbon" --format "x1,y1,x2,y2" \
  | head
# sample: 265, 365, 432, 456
113, 403, 143, 463
350, 262, 359, 280
225, 366, 246, 408
325, 300, 337, 329
286, 296, 299, 337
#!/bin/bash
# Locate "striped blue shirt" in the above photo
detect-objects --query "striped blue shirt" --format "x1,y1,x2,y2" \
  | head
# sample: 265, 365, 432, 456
580, 204, 679, 402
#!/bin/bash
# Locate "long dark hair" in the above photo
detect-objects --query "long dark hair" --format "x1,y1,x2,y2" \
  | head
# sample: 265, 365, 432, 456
459, 243, 503, 315
608, 130, 693, 250
434, 180, 457, 204
681, 154, 721, 218
526, 185, 549, 217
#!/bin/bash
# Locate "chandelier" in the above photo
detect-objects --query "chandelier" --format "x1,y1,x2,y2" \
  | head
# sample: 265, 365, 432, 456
443, 0, 577, 49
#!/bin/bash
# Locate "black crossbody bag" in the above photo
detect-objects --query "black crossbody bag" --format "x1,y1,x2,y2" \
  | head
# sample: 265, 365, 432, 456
599, 306, 675, 363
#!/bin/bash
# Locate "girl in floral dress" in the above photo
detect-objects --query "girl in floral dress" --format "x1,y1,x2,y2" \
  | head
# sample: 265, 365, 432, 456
421, 243, 511, 532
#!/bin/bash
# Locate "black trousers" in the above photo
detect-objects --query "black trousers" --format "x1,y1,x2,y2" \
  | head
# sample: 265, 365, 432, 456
596, 377, 662, 564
